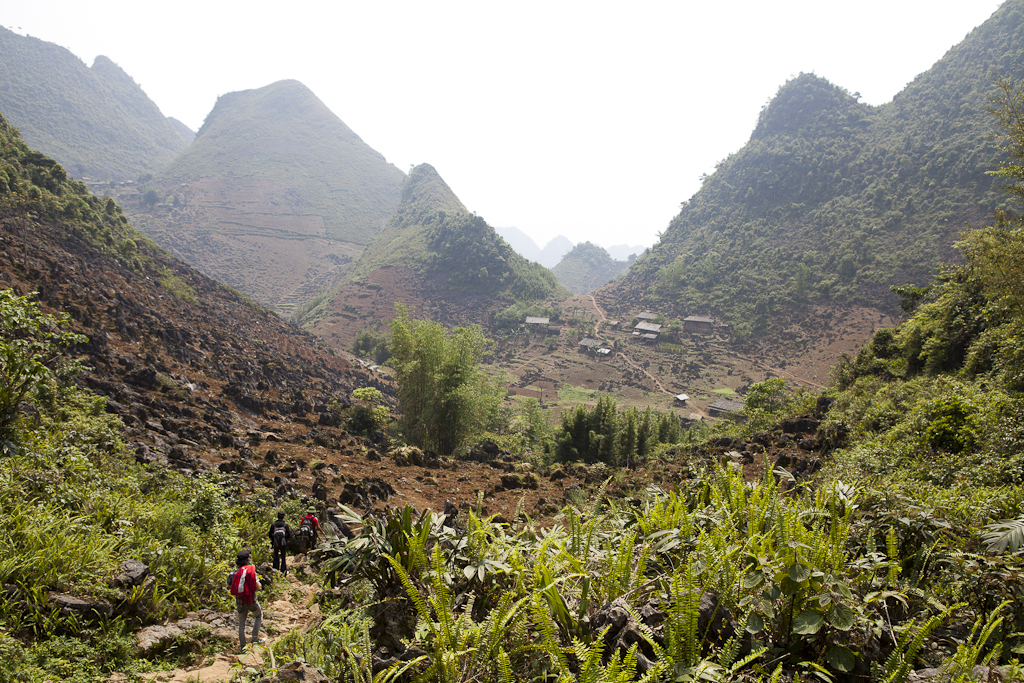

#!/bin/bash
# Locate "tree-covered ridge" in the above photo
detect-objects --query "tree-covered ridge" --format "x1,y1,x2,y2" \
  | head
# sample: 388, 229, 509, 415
349, 164, 565, 301
609, 0, 1024, 338
0, 112, 142, 260
156, 79, 406, 247
552, 241, 628, 294
0, 27, 189, 182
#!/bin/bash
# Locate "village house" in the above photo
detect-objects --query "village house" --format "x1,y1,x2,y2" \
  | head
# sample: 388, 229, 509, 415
707, 398, 745, 418
683, 315, 714, 333
632, 321, 662, 341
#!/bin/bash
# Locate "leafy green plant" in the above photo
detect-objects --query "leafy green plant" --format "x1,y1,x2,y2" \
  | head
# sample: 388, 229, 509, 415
0, 290, 86, 447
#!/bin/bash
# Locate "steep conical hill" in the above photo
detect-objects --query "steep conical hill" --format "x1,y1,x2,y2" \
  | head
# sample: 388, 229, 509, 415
0, 27, 189, 181
300, 164, 566, 349
600, 0, 1023, 342
115, 79, 406, 315
158, 79, 404, 247
552, 241, 627, 294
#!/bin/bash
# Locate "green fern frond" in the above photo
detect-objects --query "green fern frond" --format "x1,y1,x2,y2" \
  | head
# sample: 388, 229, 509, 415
876, 603, 961, 683
532, 592, 570, 672
383, 552, 432, 628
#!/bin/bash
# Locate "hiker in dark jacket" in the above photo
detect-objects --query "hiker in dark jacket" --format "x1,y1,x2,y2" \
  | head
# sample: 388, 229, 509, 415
268, 511, 291, 575
299, 507, 321, 551
227, 549, 263, 648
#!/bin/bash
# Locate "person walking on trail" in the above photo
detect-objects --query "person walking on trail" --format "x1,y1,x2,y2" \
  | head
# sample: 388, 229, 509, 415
268, 511, 291, 575
227, 549, 264, 649
299, 507, 321, 551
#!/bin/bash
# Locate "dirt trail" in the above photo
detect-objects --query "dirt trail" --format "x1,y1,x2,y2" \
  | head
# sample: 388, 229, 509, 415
139, 560, 322, 683
586, 294, 608, 324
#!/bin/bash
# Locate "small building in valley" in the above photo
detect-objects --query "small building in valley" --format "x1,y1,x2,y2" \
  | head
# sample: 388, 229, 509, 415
634, 321, 662, 334
684, 316, 714, 333
707, 398, 744, 418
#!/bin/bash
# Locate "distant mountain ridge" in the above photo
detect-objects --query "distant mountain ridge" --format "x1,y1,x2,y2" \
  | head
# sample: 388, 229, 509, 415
0, 27, 190, 181
599, 0, 1024, 340
494, 226, 575, 267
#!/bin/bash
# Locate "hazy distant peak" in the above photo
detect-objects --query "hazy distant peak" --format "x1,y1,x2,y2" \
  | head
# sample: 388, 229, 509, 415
0, 27, 189, 180
543, 234, 574, 251
90, 54, 132, 80
197, 79, 353, 140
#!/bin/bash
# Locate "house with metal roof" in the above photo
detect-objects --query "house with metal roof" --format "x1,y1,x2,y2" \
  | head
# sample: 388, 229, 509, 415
683, 316, 714, 333
707, 398, 744, 417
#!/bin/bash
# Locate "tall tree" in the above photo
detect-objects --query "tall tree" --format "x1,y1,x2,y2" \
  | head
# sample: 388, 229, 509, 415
388, 303, 502, 454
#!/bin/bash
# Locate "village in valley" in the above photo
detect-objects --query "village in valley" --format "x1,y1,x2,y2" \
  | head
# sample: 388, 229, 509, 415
484, 295, 875, 429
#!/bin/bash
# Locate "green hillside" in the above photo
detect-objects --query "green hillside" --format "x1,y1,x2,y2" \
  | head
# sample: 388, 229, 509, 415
607, 0, 1024, 338
0, 27, 189, 181
347, 163, 565, 301
551, 241, 628, 294
157, 79, 405, 247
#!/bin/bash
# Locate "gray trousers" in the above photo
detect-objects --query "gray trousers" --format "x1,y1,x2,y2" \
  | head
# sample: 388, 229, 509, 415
237, 600, 262, 647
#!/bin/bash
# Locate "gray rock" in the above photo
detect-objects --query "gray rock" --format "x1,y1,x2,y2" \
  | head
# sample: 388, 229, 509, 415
51, 593, 112, 622
109, 559, 149, 588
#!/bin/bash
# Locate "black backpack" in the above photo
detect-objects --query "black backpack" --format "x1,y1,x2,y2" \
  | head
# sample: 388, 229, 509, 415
299, 518, 313, 539
272, 525, 287, 550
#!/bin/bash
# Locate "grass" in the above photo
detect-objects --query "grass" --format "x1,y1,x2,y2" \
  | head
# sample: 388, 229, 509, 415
556, 384, 602, 404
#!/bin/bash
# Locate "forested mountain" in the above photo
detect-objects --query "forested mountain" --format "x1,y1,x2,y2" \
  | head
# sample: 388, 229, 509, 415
298, 164, 566, 348
115, 80, 406, 315
0, 27, 190, 181
601, 0, 1024, 340
551, 241, 628, 294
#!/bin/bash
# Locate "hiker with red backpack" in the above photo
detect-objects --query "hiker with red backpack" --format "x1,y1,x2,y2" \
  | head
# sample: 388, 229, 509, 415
268, 511, 291, 575
227, 549, 264, 649
299, 507, 321, 551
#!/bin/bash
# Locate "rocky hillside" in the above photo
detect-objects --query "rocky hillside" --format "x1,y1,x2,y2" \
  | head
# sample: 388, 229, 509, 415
0, 26, 190, 181
0, 110, 394, 495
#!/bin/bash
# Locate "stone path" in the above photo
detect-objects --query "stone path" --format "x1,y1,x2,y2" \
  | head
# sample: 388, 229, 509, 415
136, 564, 322, 683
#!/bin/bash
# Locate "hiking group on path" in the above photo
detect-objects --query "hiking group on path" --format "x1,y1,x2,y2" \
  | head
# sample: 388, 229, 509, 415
229, 508, 324, 649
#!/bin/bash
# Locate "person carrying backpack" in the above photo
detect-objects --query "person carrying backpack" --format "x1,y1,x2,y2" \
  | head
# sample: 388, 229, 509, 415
299, 507, 321, 551
226, 549, 264, 649
268, 511, 291, 575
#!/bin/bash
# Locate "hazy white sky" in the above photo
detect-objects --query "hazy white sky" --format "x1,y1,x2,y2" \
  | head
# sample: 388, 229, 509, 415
4, 1, 1006, 251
